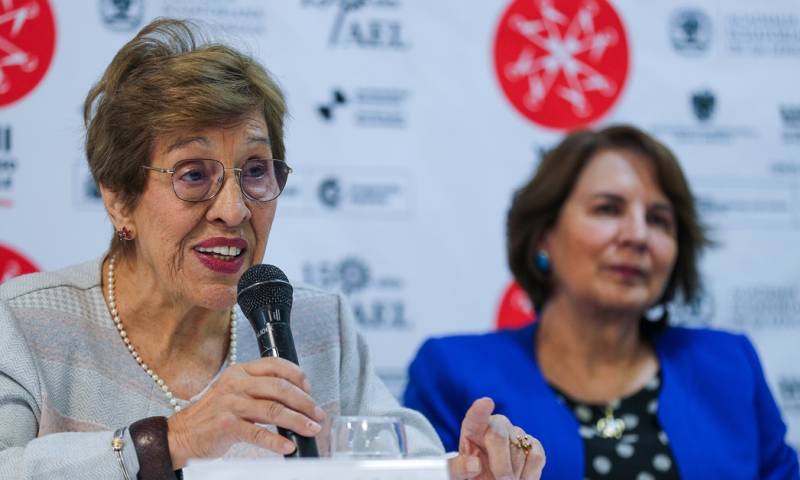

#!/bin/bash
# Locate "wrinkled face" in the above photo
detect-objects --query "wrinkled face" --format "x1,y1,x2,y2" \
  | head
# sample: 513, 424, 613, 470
126, 112, 277, 310
542, 149, 678, 314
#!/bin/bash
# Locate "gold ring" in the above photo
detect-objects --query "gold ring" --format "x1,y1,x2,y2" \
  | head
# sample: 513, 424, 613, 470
511, 434, 532, 453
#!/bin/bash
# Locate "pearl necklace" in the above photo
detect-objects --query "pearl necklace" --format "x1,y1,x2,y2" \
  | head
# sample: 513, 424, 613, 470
106, 255, 237, 412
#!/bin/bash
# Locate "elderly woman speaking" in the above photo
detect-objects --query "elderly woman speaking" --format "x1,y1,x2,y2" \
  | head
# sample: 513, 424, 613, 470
0, 19, 543, 480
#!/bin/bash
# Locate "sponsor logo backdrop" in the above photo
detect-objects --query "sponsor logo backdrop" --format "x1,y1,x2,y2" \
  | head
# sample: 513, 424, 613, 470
1, 0, 799, 449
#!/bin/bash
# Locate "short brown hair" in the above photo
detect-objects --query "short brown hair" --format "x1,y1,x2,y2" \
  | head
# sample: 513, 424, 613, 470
84, 18, 287, 258
507, 125, 709, 330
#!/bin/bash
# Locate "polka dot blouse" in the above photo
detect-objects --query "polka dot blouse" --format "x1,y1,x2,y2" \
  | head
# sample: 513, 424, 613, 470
550, 371, 680, 479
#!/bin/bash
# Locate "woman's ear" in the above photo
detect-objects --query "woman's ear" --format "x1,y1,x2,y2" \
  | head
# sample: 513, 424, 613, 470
536, 230, 551, 254
99, 184, 135, 233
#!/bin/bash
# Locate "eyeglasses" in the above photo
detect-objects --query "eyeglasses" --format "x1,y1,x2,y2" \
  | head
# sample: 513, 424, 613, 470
141, 158, 292, 203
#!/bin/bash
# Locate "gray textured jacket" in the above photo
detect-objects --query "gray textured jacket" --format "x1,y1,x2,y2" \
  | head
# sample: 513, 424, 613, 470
0, 258, 443, 478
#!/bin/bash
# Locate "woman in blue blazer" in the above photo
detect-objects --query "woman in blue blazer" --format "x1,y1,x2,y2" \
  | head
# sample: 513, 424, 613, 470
404, 125, 799, 479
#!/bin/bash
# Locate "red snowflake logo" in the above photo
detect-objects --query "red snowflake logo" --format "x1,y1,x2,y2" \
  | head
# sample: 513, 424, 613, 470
0, 0, 56, 108
0, 243, 38, 284
494, 0, 629, 130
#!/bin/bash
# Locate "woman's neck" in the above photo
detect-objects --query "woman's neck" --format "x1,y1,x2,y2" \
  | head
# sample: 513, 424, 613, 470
536, 295, 658, 404
102, 255, 231, 397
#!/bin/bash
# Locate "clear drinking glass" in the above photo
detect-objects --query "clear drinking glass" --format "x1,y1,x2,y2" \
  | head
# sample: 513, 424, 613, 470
329, 416, 408, 459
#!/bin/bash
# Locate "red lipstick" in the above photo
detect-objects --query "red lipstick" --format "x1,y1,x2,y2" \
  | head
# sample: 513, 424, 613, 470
192, 237, 248, 275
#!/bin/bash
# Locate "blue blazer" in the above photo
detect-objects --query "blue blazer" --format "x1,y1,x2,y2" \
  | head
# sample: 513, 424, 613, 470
404, 324, 799, 479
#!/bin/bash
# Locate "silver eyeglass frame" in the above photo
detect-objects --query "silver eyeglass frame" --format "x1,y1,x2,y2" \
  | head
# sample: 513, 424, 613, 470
141, 158, 293, 203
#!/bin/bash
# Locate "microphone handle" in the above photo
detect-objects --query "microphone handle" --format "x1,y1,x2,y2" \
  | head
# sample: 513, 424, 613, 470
278, 427, 320, 458
254, 312, 320, 458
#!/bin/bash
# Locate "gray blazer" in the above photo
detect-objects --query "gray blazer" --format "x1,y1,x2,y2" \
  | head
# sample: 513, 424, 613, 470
0, 258, 443, 478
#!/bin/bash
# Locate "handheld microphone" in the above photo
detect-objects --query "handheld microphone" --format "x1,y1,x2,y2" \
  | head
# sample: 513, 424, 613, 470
237, 264, 319, 458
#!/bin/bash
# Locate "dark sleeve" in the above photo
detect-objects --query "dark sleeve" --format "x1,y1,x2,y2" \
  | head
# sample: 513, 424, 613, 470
740, 335, 800, 479
402, 338, 464, 452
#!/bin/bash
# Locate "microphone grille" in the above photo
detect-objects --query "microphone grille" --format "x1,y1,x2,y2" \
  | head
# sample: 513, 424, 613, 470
237, 264, 293, 319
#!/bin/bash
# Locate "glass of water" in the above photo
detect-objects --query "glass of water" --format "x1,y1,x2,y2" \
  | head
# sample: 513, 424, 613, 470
329, 416, 408, 459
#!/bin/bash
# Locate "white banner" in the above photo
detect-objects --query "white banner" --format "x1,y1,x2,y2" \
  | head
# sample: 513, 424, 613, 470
1, 0, 799, 449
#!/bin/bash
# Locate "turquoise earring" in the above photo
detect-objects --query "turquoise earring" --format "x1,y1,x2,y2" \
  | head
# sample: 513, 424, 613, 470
535, 250, 550, 273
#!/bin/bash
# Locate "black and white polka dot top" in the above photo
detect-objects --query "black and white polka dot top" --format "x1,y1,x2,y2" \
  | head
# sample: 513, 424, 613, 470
550, 370, 680, 480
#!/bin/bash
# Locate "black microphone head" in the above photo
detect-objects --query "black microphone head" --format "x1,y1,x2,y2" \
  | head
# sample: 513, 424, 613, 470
237, 264, 294, 319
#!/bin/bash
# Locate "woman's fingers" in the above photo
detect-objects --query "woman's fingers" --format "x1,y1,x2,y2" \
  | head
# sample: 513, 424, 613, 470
456, 398, 545, 480
520, 435, 546, 480
239, 357, 312, 394
166, 356, 327, 463
236, 419, 298, 455
232, 396, 322, 437
459, 397, 495, 448
509, 426, 528, 479
446, 453, 483, 479
482, 414, 515, 480
241, 376, 325, 422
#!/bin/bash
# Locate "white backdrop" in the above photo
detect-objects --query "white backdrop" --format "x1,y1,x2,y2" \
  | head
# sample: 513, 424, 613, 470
1, 0, 799, 450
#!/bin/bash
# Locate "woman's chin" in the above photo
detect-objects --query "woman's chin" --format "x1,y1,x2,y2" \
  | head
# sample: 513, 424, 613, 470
593, 289, 656, 316
188, 285, 238, 311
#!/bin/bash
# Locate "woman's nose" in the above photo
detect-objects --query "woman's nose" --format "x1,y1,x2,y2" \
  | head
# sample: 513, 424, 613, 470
207, 172, 250, 226
618, 210, 648, 247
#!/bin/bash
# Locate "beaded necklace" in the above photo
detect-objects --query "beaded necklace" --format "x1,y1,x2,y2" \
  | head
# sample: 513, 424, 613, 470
106, 255, 237, 412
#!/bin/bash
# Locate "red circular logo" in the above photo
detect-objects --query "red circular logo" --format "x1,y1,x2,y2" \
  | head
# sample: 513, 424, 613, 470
0, 0, 57, 108
493, 0, 629, 130
495, 281, 536, 330
0, 243, 39, 284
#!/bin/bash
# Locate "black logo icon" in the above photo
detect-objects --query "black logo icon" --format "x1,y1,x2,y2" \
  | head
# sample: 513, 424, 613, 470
338, 257, 370, 294
318, 89, 348, 121
0, 160, 15, 190
99, 0, 144, 32
0, 126, 10, 152
303, 0, 408, 49
691, 89, 716, 122
318, 177, 342, 208
670, 9, 711, 54
779, 377, 800, 410
780, 106, 800, 128
0, 127, 14, 190
329, 0, 368, 45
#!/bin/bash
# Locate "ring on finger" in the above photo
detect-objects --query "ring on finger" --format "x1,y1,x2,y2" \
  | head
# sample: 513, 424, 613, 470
510, 434, 533, 454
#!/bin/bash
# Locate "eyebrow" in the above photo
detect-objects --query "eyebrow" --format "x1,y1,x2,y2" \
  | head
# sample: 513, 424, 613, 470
592, 193, 674, 212
165, 134, 271, 153
246, 135, 271, 146
165, 136, 210, 153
